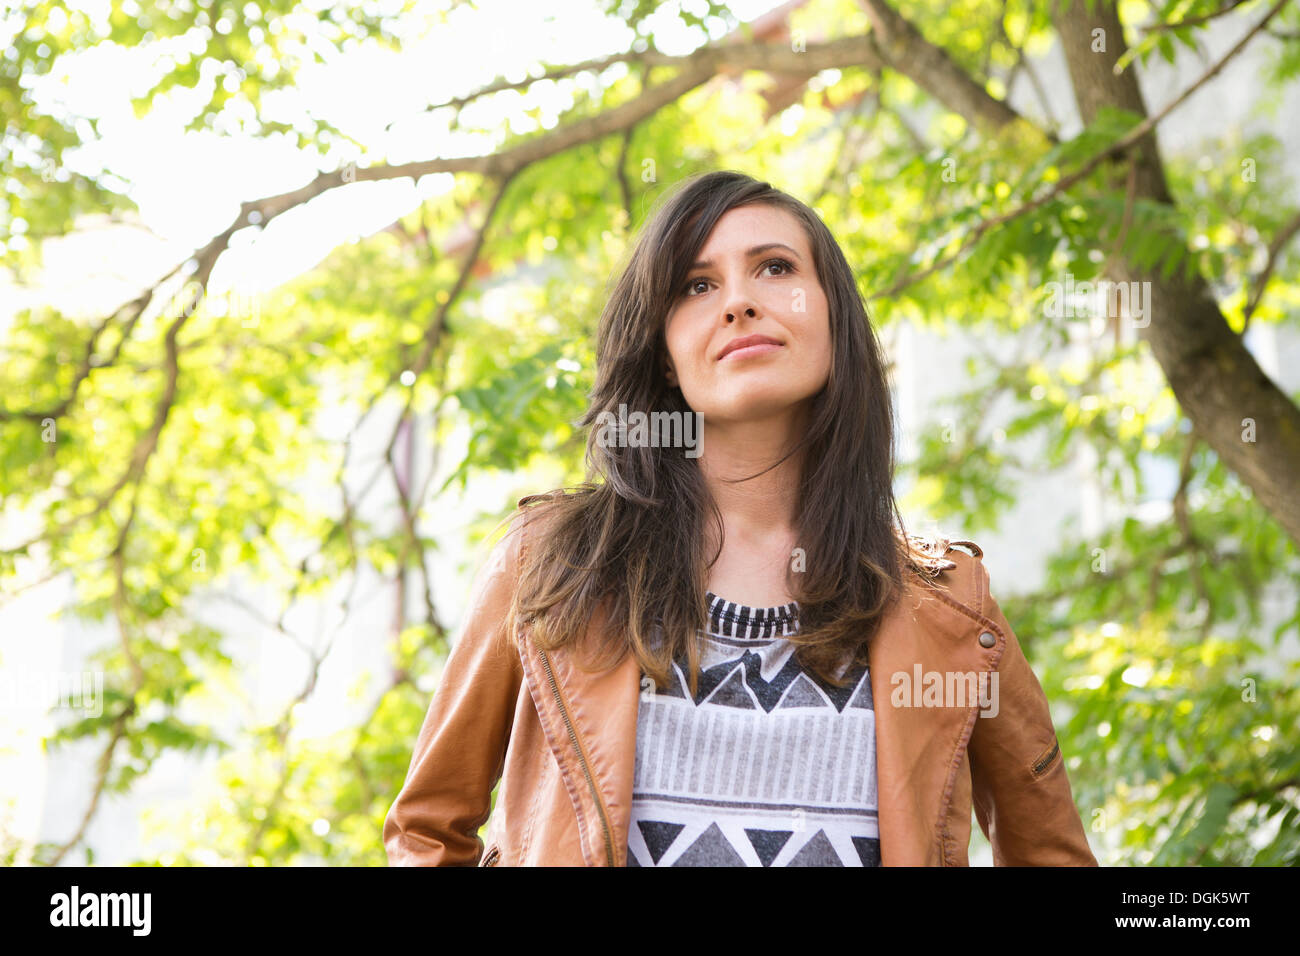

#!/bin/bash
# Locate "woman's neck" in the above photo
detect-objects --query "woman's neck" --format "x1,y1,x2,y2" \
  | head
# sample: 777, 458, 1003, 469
697, 413, 807, 606
697, 411, 806, 528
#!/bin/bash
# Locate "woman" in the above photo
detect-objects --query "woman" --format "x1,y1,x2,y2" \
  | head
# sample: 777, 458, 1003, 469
383, 170, 1097, 866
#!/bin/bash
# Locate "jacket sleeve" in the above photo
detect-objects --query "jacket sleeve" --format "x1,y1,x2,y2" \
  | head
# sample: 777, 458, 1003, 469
966, 557, 1098, 866
382, 512, 527, 866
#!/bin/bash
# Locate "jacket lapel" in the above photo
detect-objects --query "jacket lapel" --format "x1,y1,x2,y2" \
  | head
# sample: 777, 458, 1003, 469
517, 609, 640, 866
870, 580, 994, 864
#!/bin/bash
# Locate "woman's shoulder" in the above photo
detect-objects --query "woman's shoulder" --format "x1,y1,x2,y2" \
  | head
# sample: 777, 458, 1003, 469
471, 492, 568, 576
496, 487, 590, 561
512, 488, 581, 535
897, 527, 994, 617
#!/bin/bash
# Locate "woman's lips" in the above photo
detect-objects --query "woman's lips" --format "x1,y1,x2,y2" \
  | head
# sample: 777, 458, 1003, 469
719, 342, 783, 362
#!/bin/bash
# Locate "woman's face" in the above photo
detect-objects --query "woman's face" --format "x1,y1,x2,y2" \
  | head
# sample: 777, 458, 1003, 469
663, 204, 832, 427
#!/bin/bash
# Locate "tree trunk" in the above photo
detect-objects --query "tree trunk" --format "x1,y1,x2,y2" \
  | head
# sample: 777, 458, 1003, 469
1051, 0, 1300, 545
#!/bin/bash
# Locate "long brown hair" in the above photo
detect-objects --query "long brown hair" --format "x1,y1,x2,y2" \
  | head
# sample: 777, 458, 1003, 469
512, 169, 917, 695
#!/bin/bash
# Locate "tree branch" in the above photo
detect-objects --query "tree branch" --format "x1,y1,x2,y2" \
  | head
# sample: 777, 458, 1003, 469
1142, 0, 1251, 33
871, 0, 1289, 300
1242, 208, 1300, 333
858, 0, 1047, 137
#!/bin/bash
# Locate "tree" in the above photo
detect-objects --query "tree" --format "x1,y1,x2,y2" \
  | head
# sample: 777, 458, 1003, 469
1, 0, 1297, 865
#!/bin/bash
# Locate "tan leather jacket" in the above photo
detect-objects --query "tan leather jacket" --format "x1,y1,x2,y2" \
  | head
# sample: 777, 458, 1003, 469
383, 501, 1098, 866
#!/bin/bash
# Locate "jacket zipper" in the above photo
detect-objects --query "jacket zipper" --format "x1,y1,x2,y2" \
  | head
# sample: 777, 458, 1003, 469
1031, 740, 1060, 776
536, 647, 617, 867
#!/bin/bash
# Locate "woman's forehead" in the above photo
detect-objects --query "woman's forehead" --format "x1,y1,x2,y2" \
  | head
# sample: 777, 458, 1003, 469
693, 205, 810, 255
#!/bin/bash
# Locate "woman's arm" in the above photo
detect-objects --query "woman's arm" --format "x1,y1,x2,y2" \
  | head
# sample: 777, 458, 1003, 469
966, 559, 1098, 866
382, 515, 526, 866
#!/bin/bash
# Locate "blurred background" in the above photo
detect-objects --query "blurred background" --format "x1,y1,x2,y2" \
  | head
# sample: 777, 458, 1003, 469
2, 0, 1298, 866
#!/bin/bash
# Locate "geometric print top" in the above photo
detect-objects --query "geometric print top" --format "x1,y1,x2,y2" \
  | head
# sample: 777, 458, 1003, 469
626, 591, 880, 866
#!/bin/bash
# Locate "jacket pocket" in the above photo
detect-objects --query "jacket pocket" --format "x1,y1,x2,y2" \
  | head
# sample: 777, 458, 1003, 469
1030, 738, 1061, 777
479, 844, 501, 867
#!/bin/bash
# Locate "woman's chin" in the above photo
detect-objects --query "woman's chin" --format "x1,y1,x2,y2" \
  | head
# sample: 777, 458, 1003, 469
696, 391, 818, 425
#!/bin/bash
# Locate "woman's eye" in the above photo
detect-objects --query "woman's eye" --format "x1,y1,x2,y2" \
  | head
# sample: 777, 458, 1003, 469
682, 259, 791, 296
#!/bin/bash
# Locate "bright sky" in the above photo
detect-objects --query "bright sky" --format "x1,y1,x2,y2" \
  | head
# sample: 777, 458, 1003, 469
4, 0, 783, 309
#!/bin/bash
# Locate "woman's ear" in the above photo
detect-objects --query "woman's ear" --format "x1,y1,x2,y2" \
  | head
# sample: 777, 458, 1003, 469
664, 357, 678, 388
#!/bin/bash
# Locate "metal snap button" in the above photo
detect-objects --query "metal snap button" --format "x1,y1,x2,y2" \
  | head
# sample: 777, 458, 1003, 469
978, 631, 996, 648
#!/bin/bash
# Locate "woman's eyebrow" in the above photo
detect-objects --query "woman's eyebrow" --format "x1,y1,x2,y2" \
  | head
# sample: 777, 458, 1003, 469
689, 242, 802, 271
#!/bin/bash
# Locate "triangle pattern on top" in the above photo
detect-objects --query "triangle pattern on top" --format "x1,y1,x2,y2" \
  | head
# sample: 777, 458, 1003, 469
776, 673, 831, 709
702, 665, 757, 708
638, 820, 685, 864
671, 822, 746, 867
745, 828, 793, 867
